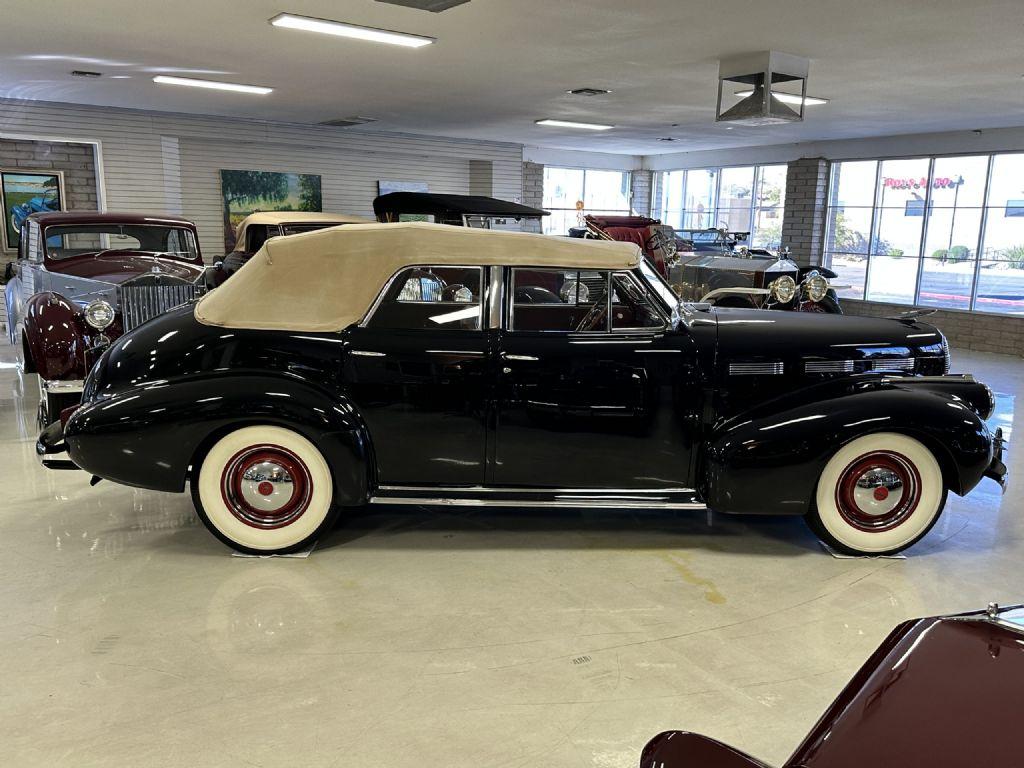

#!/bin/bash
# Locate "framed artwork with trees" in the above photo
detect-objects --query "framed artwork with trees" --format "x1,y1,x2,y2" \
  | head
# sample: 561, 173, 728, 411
219, 169, 322, 252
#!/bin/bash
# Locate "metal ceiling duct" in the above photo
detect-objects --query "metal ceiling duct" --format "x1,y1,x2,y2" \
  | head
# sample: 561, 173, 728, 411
716, 51, 810, 126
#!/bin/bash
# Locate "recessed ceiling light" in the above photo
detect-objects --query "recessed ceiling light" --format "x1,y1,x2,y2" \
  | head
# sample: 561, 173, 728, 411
535, 119, 614, 131
269, 12, 434, 48
153, 75, 273, 95
734, 90, 829, 106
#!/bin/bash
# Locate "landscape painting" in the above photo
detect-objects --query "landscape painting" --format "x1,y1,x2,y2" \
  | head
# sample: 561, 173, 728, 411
220, 169, 322, 252
2, 170, 64, 251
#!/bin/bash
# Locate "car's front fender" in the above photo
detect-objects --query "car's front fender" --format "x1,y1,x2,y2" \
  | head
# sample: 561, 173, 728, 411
701, 384, 994, 516
64, 372, 373, 502
22, 292, 86, 380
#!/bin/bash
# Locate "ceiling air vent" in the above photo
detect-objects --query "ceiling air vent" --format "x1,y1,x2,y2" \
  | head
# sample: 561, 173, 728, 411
318, 116, 379, 128
716, 51, 809, 126
567, 88, 611, 97
374, 0, 470, 11
71, 70, 103, 78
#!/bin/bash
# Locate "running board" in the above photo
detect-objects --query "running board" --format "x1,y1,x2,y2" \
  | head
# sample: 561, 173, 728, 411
369, 485, 705, 510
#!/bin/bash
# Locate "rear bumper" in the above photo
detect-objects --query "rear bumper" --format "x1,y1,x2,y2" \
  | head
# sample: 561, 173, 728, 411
984, 426, 1008, 492
36, 419, 78, 470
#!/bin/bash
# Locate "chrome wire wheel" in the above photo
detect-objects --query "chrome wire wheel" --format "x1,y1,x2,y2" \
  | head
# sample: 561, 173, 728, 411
809, 432, 946, 555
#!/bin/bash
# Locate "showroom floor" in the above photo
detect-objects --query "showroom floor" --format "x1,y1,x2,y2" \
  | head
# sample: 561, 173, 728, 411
0, 342, 1019, 768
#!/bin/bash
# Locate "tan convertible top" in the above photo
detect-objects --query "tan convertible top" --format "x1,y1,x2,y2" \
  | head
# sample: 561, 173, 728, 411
195, 221, 642, 332
234, 210, 374, 249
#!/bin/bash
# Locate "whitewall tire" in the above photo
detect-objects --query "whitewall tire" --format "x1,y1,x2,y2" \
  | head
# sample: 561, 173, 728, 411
807, 432, 947, 556
192, 425, 337, 554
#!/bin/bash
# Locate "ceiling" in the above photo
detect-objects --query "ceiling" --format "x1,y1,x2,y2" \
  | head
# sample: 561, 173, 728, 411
1, 0, 1022, 155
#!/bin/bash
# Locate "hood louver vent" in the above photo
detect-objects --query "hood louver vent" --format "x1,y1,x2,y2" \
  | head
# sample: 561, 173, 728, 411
374, 0, 470, 10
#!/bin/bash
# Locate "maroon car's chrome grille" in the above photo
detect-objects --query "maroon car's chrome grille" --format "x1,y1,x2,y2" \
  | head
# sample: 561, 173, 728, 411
118, 284, 201, 332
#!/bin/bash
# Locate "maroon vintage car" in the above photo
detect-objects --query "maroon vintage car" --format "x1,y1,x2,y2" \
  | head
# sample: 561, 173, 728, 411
639, 603, 1024, 768
3, 211, 210, 426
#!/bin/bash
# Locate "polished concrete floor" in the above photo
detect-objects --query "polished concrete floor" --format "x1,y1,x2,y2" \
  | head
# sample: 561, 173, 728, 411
1, 342, 1020, 768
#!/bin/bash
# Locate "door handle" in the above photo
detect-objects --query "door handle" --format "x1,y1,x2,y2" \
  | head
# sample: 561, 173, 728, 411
502, 353, 538, 362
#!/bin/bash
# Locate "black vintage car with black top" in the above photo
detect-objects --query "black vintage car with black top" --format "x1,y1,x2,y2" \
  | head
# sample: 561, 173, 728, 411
38, 223, 1006, 555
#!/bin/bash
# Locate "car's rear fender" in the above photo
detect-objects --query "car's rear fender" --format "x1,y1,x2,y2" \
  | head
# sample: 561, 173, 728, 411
65, 373, 374, 503
701, 387, 993, 516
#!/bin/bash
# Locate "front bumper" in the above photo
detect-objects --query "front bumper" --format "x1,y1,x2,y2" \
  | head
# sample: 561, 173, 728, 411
985, 426, 1008, 491
36, 418, 78, 470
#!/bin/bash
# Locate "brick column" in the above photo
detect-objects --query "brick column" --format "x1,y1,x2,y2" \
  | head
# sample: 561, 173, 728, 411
630, 170, 653, 217
521, 161, 544, 233
781, 157, 829, 266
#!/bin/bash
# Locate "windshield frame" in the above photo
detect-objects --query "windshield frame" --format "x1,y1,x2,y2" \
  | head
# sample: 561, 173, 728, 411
42, 223, 199, 261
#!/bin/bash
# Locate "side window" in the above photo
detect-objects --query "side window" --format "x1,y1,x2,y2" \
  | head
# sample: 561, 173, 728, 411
367, 266, 483, 331
246, 225, 271, 253
610, 271, 666, 330
511, 268, 610, 332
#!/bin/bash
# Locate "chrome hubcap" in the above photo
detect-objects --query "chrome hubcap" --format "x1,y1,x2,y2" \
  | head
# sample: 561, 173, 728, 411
239, 460, 295, 513
220, 445, 312, 529
852, 467, 905, 518
835, 451, 921, 532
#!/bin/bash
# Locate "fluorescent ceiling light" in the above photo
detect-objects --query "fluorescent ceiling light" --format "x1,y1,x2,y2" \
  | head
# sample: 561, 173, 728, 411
734, 90, 829, 106
153, 75, 273, 95
535, 119, 614, 131
270, 13, 434, 48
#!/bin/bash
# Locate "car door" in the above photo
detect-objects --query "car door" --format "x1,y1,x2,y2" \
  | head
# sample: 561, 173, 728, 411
343, 264, 492, 487
493, 267, 700, 490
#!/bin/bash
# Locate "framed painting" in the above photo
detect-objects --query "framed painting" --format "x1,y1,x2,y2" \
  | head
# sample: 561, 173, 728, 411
220, 170, 322, 252
2, 170, 65, 251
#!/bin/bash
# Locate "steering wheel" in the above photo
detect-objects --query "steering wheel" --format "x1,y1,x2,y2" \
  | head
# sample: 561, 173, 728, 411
574, 301, 608, 332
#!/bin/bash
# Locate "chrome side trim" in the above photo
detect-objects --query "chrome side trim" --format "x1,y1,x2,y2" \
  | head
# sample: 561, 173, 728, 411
369, 496, 706, 510
871, 358, 915, 372
42, 379, 85, 394
805, 360, 855, 373
502, 353, 539, 361
729, 361, 784, 376
376, 484, 698, 494
351, 350, 386, 357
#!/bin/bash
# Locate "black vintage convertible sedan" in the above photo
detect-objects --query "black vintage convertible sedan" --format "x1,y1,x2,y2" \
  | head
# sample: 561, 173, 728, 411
38, 223, 1006, 555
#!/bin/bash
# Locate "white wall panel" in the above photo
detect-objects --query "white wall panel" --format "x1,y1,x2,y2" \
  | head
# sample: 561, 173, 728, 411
0, 98, 524, 260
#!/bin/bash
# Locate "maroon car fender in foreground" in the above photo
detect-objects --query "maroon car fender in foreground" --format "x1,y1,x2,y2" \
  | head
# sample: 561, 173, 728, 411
640, 604, 1024, 768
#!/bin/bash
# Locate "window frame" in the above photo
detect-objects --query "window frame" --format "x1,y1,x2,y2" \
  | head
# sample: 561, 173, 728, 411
360, 264, 487, 331
505, 266, 667, 335
655, 163, 787, 249
541, 167, 634, 236
823, 150, 1024, 315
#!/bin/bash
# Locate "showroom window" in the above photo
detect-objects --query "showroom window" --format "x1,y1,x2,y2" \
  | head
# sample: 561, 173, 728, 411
824, 153, 1024, 315
542, 167, 632, 235
656, 164, 787, 249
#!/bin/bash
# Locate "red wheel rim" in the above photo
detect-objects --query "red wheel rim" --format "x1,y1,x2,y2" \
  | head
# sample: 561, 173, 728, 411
835, 451, 921, 532
220, 444, 313, 529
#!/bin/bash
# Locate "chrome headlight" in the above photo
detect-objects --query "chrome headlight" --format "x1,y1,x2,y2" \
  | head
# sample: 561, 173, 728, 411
769, 275, 797, 304
805, 273, 829, 302
84, 299, 115, 331
560, 280, 589, 304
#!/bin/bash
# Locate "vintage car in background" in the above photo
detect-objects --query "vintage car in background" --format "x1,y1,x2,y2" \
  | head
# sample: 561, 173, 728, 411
639, 603, 1024, 768
10, 188, 61, 232
578, 215, 842, 313
4, 211, 212, 426
218, 210, 374, 279
373, 191, 549, 229
39, 223, 1004, 555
